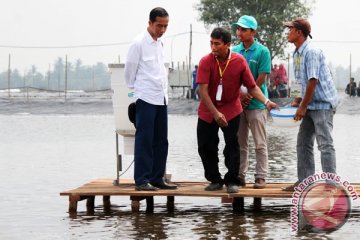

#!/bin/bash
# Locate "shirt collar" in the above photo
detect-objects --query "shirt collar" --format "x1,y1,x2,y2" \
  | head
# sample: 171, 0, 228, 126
295, 39, 310, 55
214, 49, 232, 61
145, 30, 161, 44
238, 39, 258, 52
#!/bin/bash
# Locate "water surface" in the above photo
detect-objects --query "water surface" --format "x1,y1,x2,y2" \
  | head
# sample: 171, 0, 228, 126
0, 94, 359, 239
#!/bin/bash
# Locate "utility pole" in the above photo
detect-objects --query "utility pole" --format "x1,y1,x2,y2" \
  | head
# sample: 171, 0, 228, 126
188, 24, 193, 98
58, 70, 60, 97
23, 69, 26, 98
47, 64, 51, 91
7, 54, 11, 98
92, 66, 95, 96
65, 55, 68, 100
287, 54, 290, 97
349, 53, 352, 81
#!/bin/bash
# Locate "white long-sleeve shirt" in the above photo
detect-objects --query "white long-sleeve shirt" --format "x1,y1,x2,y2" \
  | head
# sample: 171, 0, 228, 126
124, 30, 168, 105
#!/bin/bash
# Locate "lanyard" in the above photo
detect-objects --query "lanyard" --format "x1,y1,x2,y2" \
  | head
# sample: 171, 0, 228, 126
215, 55, 231, 84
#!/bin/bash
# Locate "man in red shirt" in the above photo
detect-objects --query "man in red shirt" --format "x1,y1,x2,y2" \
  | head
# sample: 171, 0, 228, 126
196, 27, 277, 193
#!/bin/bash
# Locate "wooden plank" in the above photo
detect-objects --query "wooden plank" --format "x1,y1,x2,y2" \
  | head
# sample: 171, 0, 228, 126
60, 179, 360, 199
61, 179, 360, 215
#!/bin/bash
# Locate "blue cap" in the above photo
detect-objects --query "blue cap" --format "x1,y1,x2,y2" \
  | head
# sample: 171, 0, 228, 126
232, 15, 257, 30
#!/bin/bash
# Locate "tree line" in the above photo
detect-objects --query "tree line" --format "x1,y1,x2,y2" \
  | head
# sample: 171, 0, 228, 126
0, 57, 110, 91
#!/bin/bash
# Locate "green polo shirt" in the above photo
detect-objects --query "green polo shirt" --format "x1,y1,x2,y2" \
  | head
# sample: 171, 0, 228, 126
232, 40, 271, 110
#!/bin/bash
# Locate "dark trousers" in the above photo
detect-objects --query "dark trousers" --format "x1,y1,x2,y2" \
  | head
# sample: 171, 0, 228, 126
197, 115, 241, 186
134, 99, 168, 186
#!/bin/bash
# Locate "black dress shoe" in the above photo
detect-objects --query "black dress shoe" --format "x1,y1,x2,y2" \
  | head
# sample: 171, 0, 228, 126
135, 183, 158, 191
150, 182, 178, 190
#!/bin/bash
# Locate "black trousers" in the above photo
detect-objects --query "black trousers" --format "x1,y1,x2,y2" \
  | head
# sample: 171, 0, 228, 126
197, 115, 241, 186
134, 99, 168, 186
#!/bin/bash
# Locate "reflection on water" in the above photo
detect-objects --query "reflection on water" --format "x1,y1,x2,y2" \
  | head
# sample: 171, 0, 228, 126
65, 202, 360, 239
0, 95, 359, 239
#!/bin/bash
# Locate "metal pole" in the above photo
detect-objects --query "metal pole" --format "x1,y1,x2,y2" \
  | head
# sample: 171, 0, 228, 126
116, 132, 119, 185
23, 70, 26, 98
188, 24, 193, 91
287, 54, 290, 97
65, 55, 68, 100
26, 69, 29, 101
113, 132, 122, 186
349, 53, 353, 96
350, 53, 352, 80
7, 54, 11, 98
48, 64, 50, 92
188, 24, 192, 73
58, 69, 60, 97
92, 66, 95, 96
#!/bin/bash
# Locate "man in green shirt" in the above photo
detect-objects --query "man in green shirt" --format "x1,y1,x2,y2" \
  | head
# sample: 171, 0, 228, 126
232, 15, 271, 189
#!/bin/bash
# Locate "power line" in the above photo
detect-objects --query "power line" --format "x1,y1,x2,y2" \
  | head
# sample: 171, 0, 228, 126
313, 40, 360, 43
0, 31, 208, 49
0, 41, 132, 49
3, 31, 357, 50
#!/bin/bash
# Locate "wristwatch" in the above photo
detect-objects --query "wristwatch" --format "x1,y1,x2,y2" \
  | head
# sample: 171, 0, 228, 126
264, 99, 270, 105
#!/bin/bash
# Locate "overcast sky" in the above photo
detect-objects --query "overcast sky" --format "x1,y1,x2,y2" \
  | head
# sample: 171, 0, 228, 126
2, 0, 360, 73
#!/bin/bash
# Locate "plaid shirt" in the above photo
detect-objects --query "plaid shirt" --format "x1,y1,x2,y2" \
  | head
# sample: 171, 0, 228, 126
293, 39, 338, 110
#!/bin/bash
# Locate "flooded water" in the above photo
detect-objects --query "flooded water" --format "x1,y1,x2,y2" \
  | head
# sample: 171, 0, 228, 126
0, 93, 359, 239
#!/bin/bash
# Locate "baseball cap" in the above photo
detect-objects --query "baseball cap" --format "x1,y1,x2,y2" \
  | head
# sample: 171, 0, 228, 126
283, 18, 312, 39
232, 15, 257, 30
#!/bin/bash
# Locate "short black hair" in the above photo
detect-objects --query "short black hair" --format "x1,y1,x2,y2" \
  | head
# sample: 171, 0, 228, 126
210, 27, 232, 44
149, 7, 169, 22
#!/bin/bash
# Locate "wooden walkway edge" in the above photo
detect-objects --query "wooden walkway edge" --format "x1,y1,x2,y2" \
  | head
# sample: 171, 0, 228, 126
60, 179, 360, 215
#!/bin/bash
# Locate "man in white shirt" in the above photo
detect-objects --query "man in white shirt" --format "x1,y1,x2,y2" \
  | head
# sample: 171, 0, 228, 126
125, 7, 177, 191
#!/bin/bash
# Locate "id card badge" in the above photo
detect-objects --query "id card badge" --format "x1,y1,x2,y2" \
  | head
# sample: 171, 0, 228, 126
216, 84, 223, 101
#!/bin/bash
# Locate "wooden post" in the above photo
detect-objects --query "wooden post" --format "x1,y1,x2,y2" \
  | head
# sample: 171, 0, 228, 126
232, 197, 244, 213
103, 195, 111, 212
130, 196, 144, 213
167, 196, 175, 212
146, 197, 154, 213
253, 197, 262, 211
69, 195, 80, 214
86, 196, 95, 214
131, 200, 140, 213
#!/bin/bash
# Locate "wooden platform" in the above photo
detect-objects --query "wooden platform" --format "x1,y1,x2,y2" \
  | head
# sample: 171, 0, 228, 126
60, 179, 360, 215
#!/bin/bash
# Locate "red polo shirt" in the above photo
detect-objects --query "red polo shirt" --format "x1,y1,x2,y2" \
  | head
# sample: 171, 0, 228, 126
197, 52, 256, 123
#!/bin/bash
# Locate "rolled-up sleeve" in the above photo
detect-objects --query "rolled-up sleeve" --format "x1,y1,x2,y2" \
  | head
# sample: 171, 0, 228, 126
124, 42, 140, 88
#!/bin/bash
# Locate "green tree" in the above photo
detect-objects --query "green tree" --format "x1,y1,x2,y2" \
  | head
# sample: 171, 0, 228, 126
196, 0, 314, 60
